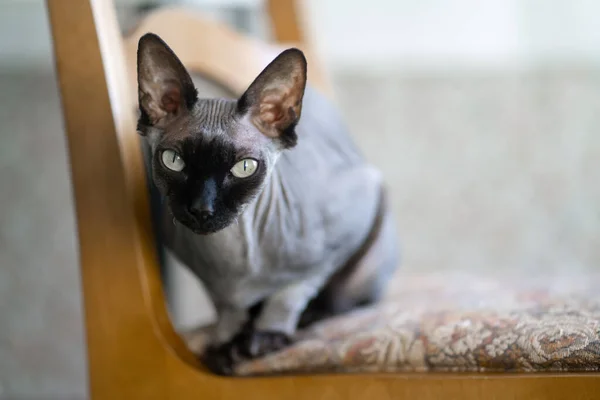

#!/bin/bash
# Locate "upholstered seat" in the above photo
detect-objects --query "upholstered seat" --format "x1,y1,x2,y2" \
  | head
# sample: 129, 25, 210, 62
185, 271, 600, 375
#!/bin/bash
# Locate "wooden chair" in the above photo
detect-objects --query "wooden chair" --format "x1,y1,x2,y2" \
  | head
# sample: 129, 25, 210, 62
46, 0, 599, 398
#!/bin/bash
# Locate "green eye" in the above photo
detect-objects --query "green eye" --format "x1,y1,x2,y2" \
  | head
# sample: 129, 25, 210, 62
230, 159, 258, 178
161, 149, 185, 171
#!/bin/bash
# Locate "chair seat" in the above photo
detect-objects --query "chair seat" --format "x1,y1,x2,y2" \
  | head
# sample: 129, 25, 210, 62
184, 271, 600, 376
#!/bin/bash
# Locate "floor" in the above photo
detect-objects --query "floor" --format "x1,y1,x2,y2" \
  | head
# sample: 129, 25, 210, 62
0, 71, 84, 399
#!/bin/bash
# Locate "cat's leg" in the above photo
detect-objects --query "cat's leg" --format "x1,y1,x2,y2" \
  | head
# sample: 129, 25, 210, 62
202, 282, 322, 375
212, 307, 249, 344
205, 274, 327, 372
202, 306, 250, 375
241, 273, 326, 357
202, 276, 320, 374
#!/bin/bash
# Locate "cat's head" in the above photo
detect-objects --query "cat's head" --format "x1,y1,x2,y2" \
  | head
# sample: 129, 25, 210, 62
136, 33, 307, 235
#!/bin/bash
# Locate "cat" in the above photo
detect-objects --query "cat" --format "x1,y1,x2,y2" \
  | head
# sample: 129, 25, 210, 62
136, 33, 400, 375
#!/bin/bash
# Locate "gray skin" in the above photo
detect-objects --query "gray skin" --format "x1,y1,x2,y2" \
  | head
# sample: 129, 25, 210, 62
136, 33, 399, 375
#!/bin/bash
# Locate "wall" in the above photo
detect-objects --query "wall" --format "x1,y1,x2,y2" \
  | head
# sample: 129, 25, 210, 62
305, 0, 600, 72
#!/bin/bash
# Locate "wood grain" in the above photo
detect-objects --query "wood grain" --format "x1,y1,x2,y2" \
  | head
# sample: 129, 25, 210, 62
46, 0, 600, 398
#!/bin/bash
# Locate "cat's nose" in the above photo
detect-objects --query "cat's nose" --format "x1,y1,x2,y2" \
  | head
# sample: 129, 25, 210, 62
191, 180, 216, 221
189, 204, 213, 221
190, 201, 215, 221
198, 210, 212, 221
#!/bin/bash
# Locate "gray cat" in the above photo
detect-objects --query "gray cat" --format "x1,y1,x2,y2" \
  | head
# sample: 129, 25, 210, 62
136, 33, 399, 375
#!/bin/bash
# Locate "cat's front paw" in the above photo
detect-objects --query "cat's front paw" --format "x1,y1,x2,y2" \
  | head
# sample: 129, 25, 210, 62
202, 344, 237, 376
236, 330, 292, 358
201, 330, 292, 375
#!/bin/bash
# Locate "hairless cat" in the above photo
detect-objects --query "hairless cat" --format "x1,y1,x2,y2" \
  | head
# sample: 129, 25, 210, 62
136, 33, 399, 375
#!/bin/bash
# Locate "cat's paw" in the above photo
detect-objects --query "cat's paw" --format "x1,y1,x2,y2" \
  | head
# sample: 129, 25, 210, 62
201, 344, 237, 376
235, 330, 292, 358
201, 330, 292, 375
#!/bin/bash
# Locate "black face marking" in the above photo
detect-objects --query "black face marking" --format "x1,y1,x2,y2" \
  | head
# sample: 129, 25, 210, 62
152, 133, 267, 235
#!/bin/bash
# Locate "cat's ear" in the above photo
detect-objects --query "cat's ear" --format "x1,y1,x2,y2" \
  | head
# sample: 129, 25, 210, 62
137, 33, 197, 132
237, 48, 307, 143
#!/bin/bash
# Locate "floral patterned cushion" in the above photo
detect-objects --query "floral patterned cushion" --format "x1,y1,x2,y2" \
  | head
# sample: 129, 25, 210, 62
183, 271, 600, 375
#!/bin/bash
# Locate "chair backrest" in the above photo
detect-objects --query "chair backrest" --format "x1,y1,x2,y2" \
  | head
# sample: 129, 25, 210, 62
46, 0, 331, 397
122, 7, 333, 103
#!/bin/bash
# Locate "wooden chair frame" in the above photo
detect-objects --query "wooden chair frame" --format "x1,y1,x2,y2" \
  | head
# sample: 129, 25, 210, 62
46, 0, 599, 398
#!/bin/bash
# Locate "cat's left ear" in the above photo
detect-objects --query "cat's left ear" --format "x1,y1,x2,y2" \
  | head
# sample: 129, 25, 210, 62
237, 48, 307, 143
137, 33, 197, 132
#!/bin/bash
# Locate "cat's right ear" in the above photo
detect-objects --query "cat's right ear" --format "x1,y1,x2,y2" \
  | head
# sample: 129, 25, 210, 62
236, 48, 307, 146
136, 33, 197, 133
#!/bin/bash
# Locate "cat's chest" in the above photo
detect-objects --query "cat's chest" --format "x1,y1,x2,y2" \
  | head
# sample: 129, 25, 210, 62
165, 206, 326, 307
173, 223, 254, 279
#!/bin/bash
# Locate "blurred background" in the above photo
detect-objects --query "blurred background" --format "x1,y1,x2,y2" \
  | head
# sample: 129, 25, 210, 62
1, 0, 599, 398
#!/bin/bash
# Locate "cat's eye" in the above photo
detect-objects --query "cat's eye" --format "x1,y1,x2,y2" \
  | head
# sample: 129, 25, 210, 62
230, 159, 258, 178
161, 149, 185, 172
